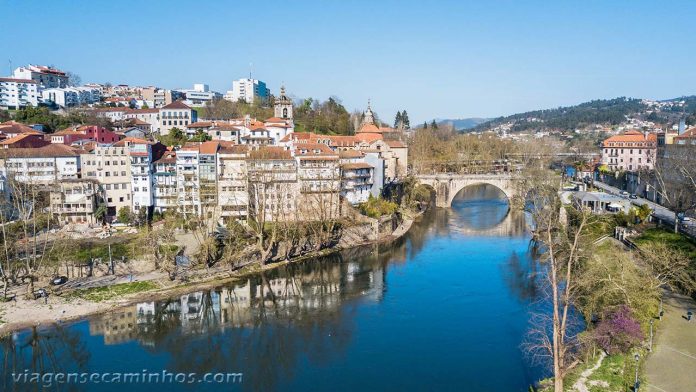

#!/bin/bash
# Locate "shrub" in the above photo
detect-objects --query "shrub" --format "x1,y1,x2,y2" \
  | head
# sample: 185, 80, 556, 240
359, 195, 398, 218
593, 305, 644, 355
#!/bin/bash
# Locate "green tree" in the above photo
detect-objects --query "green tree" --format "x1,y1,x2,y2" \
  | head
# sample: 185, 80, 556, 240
159, 127, 187, 146
401, 110, 410, 129
394, 111, 403, 128
189, 129, 211, 142
95, 203, 107, 223
423, 121, 428, 129
431, 119, 438, 129
117, 206, 133, 225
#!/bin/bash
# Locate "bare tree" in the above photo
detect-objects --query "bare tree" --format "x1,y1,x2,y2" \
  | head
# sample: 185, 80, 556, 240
522, 169, 594, 391
652, 145, 696, 232
638, 241, 696, 293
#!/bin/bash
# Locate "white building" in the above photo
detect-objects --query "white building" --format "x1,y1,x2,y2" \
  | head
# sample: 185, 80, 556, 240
217, 145, 249, 223
159, 101, 197, 135
338, 150, 373, 205
224, 78, 269, 104
13, 65, 69, 89
0, 78, 39, 109
0, 144, 81, 192
153, 150, 177, 214
176, 84, 222, 107
114, 138, 161, 214
41, 88, 78, 107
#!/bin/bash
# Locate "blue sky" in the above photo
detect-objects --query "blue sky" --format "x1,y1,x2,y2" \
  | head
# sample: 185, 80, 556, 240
2, 1, 696, 123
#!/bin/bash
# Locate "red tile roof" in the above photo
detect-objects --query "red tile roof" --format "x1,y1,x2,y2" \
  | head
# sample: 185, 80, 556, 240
2, 144, 80, 158
0, 121, 43, 135
162, 100, 191, 110
341, 162, 373, 170
248, 146, 292, 160
602, 130, 657, 147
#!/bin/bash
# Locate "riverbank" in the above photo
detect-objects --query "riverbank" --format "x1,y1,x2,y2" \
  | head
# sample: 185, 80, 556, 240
0, 214, 418, 336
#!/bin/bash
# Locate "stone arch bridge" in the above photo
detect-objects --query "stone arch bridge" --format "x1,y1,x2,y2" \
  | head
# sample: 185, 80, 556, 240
417, 173, 520, 208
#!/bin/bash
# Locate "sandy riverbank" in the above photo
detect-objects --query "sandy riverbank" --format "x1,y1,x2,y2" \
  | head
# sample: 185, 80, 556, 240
0, 216, 417, 336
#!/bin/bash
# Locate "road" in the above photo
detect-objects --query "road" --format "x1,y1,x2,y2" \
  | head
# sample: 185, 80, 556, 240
593, 181, 696, 237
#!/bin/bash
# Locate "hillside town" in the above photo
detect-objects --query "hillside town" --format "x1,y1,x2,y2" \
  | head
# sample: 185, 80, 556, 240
1, 64, 408, 229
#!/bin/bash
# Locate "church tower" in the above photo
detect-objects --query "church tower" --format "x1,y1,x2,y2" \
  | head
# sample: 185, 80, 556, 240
362, 99, 375, 125
274, 85, 293, 119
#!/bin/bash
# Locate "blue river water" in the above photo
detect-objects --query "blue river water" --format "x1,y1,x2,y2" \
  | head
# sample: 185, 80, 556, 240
1, 184, 547, 391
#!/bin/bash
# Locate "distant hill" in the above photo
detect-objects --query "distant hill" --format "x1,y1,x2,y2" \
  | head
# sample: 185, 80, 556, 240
436, 118, 490, 131
473, 97, 650, 133
434, 95, 696, 135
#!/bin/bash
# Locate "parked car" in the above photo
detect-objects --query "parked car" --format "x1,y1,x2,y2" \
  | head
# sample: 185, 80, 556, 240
619, 191, 630, 197
629, 194, 638, 199
50, 276, 68, 286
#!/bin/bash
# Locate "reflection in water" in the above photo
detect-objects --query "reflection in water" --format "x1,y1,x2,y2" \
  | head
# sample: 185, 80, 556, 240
2, 184, 548, 391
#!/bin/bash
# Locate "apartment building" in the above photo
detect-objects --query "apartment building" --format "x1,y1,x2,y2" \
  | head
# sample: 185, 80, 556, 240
153, 150, 177, 214
0, 144, 81, 191
49, 179, 101, 225
176, 84, 222, 107
13, 65, 68, 88
114, 138, 165, 214
338, 150, 374, 205
176, 142, 219, 218
225, 78, 269, 104
217, 145, 250, 224
247, 146, 298, 223
81, 144, 132, 218
295, 143, 342, 219
0, 78, 39, 109
601, 130, 657, 172
41, 86, 100, 108
141, 87, 183, 108
159, 101, 197, 135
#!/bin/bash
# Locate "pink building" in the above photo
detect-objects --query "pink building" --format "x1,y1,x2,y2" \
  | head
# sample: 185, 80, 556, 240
601, 130, 656, 172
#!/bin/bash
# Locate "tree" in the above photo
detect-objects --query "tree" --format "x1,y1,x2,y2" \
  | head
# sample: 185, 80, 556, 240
294, 96, 352, 135
401, 110, 410, 129
423, 121, 428, 130
139, 216, 179, 279
66, 71, 81, 87
523, 170, 594, 392
189, 129, 211, 142
592, 305, 644, 355
638, 241, 696, 293
652, 146, 696, 232
431, 119, 438, 129
117, 206, 133, 225
394, 111, 403, 128
159, 127, 187, 147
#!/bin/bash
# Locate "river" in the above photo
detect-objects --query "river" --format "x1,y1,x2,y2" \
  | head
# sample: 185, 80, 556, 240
1, 184, 547, 391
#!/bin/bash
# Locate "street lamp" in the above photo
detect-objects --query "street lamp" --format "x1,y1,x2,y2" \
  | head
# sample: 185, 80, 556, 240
649, 320, 654, 352
634, 353, 640, 391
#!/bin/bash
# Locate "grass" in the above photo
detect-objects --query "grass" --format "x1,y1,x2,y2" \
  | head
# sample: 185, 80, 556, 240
584, 353, 630, 391
561, 352, 640, 392
634, 227, 696, 259
66, 281, 158, 302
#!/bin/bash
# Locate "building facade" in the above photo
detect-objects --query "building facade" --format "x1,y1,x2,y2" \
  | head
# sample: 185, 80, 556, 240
601, 130, 657, 172
0, 78, 39, 109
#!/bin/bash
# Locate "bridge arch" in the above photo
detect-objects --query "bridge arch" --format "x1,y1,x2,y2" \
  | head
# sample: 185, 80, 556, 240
416, 174, 518, 208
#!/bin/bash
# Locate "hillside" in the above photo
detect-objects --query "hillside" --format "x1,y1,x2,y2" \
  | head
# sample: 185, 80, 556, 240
473, 95, 696, 133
